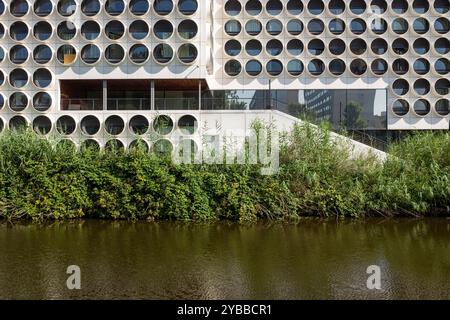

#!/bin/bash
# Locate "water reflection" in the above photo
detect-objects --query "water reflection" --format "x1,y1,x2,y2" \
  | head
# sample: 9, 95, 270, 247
0, 219, 449, 299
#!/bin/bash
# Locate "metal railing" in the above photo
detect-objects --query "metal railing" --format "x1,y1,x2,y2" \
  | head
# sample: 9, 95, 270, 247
107, 98, 151, 110
155, 97, 198, 110
61, 99, 103, 111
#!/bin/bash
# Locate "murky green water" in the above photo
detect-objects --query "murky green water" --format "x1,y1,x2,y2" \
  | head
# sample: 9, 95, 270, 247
0, 219, 449, 299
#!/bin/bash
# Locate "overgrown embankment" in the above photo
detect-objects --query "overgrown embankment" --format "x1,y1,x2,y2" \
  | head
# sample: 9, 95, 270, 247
0, 125, 449, 222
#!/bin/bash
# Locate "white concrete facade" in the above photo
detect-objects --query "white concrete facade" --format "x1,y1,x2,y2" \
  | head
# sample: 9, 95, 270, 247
0, 0, 449, 151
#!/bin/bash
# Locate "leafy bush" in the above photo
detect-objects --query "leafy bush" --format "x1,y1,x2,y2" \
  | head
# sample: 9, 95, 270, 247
0, 127, 449, 222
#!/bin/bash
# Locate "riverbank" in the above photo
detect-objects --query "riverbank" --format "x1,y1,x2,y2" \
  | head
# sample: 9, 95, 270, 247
0, 125, 449, 221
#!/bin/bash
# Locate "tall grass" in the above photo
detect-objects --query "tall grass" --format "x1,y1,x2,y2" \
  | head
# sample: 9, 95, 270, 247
0, 127, 449, 222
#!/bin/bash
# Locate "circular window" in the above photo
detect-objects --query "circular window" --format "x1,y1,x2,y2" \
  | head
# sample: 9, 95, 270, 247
129, 0, 149, 16
435, 99, 450, 116
392, 38, 409, 55
82, 0, 101, 16
105, 0, 125, 16
153, 115, 174, 135
178, 20, 198, 39
350, 18, 366, 34
329, 18, 346, 35
56, 116, 76, 135
393, 99, 409, 116
329, 0, 345, 14
225, 40, 241, 56
153, 44, 173, 64
245, 20, 262, 36
435, 79, 450, 95
81, 115, 101, 135
10, 0, 29, 17
225, 0, 241, 16
81, 44, 100, 64
57, 21, 76, 40
413, 18, 429, 34
245, 40, 262, 56
105, 20, 125, 40
329, 39, 346, 55
350, 38, 367, 55
246, 0, 262, 15
0, 70, 4, 85
414, 99, 430, 116
33, 68, 52, 88
308, 19, 324, 35
287, 59, 304, 76
329, 59, 346, 76
434, 0, 449, 14
371, 59, 388, 75
266, 39, 283, 56
308, 0, 324, 15
224, 60, 242, 76
0, 93, 4, 110
105, 44, 125, 64
57, 0, 76, 16
81, 21, 100, 40
33, 116, 52, 135
392, 0, 408, 14
154, 20, 173, 39
266, 59, 283, 76
392, 79, 409, 96
245, 60, 262, 76
105, 139, 125, 151
308, 59, 325, 76
10, 45, 29, 64
435, 38, 450, 54
129, 44, 149, 64
413, 58, 430, 75
129, 20, 149, 40
350, 0, 366, 14
266, 0, 283, 16
57, 44, 76, 65
413, 0, 429, 14
178, 115, 198, 135
392, 18, 408, 34
178, 0, 197, 15
287, 19, 303, 35
435, 58, 450, 75
9, 68, 28, 88
34, 0, 53, 17
287, 0, 303, 14
153, 139, 173, 156
413, 38, 430, 54
414, 79, 430, 95
33, 92, 52, 111
371, 38, 388, 55
371, 0, 387, 13
266, 19, 283, 35
33, 21, 53, 41
350, 59, 367, 75
435, 18, 449, 34
371, 18, 387, 34
129, 115, 149, 135
9, 92, 29, 111
178, 44, 198, 64
81, 139, 100, 152
287, 39, 303, 56
10, 22, 29, 41
105, 115, 125, 135
308, 39, 325, 56
129, 139, 149, 152
9, 116, 28, 130
392, 58, 409, 75
0, 23, 5, 39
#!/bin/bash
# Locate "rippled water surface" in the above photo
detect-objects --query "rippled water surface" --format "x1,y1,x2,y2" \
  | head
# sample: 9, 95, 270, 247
0, 219, 449, 299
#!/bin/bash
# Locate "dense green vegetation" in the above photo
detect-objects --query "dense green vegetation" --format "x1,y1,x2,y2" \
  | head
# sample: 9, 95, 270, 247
0, 125, 449, 222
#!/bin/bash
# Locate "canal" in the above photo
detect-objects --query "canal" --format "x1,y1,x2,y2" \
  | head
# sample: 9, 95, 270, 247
0, 219, 449, 299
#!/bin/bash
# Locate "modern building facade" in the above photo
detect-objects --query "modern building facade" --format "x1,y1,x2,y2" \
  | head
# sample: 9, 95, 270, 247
0, 0, 449, 151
